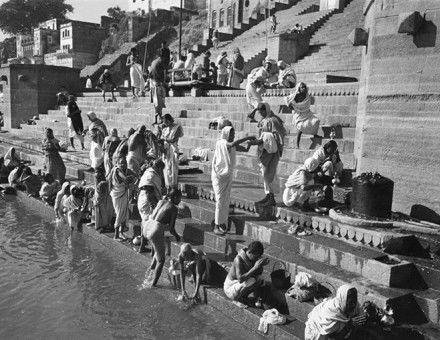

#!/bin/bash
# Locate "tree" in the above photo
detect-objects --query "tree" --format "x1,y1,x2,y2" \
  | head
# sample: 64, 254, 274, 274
0, 0, 73, 35
107, 6, 126, 22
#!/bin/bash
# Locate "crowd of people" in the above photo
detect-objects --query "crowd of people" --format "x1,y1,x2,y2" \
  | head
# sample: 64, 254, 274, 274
0, 39, 357, 339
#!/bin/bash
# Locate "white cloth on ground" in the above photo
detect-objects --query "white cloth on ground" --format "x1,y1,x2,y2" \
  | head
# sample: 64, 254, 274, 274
258, 309, 286, 334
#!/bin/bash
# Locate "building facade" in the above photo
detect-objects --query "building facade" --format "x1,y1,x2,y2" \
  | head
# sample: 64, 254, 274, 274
16, 34, 34, 59
128, 0, 206, 13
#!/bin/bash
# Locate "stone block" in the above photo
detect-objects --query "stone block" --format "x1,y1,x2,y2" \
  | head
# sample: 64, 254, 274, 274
398, 11, 424, 35
362, 255, 414, 287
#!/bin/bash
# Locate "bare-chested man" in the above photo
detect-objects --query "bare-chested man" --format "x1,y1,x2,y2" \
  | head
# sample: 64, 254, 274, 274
223, 241, 269, 308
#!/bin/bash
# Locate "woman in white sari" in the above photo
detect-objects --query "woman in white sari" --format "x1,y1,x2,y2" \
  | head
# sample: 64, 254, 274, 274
127, 48, 145, 98
160, 114, 184, 192
211, 126, 255, 235
305, 284, 366, 340
283, 157, 322, 209
108, 158, 136, 240
285, 82, 321, 148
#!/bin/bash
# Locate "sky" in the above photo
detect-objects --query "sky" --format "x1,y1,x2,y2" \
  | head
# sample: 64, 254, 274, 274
0, 0, 128, 40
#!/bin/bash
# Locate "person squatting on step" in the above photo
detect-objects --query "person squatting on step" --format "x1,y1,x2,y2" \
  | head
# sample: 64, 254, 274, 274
285, 82, 322, 148
246, 58, 274, 122
42, 128, 66, 183
108, 157, 137, 240
39, 173, 60, 205
137, 159, 165, 253
65, 95, 85, 150
177, 243, 219, 303
283, 157, 323, 210
142, 189, 182, 288
159, 114, 184, 192
149, 53, 166, 125
248, 102, 286, 207
211, 124, 255, 235
224, 241, 269, 308
305, 284, 366, 340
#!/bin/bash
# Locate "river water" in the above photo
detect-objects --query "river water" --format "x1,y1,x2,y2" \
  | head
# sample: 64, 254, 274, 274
0, 194, 259, 340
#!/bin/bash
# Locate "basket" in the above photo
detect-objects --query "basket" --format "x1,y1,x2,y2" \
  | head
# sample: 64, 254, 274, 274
270, 261, 291, 290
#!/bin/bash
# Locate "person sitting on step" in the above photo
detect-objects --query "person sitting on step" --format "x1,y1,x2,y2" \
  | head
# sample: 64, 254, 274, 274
283, 157, 323, 211
274, 60, 296, 89
305, 284, 366, 340
224, 241, 269, 308
285, 82, 322, 148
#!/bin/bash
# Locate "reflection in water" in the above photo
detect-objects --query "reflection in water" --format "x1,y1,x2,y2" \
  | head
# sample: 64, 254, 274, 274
0, 194, 258, 340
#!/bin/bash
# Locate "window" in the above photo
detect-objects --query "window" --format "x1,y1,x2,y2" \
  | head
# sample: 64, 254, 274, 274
227, 6, 232, 26
219, 9, 225, 27
211, 11, 217, 29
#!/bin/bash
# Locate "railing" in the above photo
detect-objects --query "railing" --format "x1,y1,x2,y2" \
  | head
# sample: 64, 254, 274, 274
168, 68, 195, 84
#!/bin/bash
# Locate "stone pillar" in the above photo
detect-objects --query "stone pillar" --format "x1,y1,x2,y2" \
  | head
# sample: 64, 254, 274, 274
353, 0, 440, 214
267, 32, 310, 64
320, 0, 345, 10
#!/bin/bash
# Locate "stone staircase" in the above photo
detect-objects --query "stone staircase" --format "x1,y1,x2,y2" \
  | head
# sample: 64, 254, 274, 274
201, 0, 335, 73
1, 89, 440, 339
294, 0, 365, 83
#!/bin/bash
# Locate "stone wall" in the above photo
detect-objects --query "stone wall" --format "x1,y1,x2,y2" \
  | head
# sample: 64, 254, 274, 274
354, 0, 440, 215
44, 52, 98, 69
0, 65, 80, 129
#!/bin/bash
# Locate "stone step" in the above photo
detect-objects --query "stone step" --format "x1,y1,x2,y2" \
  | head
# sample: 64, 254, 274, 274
175, 208, 431, 326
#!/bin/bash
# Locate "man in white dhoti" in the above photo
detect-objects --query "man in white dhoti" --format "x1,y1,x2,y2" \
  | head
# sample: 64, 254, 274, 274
160, 114, 184, 192
211, 126, 255, 235
127, 48, 145, 98
248, 102, 286, 206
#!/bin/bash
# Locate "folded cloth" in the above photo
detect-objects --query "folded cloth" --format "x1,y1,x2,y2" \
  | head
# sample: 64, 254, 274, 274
258, 308, 286, 334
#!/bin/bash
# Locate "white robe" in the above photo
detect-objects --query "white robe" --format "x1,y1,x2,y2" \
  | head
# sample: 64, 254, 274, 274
211, 132, 236, 226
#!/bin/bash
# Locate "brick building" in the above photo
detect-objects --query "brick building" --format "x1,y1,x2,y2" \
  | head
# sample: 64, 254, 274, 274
44, 21, 107, 69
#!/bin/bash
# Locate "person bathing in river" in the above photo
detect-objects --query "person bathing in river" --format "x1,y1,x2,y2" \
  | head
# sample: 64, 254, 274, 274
94, 181, 114, 233
211, 125, 255, 235
108, 158, 136, 240
285, 82, 321, 148
64, 185, 86, 230
138, 159, 165, 253
54, 181, 70, 220
178, 243, 218, 302
142, 189, 181, 288
224, 241, 269, 308
39, 173, 60, 205
102, 128, 121, 177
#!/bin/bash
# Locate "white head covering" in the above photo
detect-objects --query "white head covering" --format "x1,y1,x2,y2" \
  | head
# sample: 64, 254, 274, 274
179, 243, 192, 256
305, 284, 360, 336
277, 60, 287, 69
221, 126, 233, 141
304, 157, 319, 172
87, 111, 97, 121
